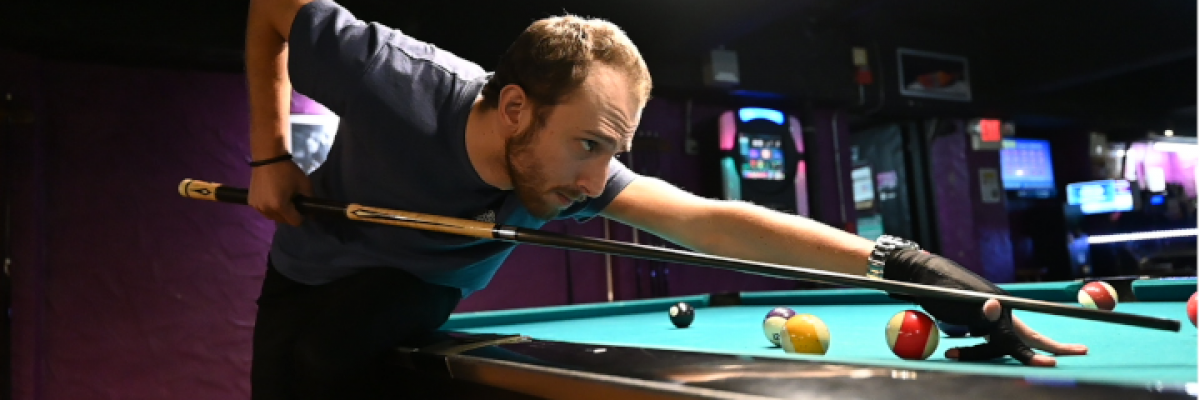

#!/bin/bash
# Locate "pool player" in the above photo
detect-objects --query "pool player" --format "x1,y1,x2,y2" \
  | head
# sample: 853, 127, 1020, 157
243, 0, 1088, 398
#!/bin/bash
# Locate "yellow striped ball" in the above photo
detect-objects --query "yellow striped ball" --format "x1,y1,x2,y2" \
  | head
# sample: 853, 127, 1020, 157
780, 314, 830, 355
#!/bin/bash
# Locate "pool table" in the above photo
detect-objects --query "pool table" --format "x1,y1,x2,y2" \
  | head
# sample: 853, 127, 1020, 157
390, 278, 1198, 399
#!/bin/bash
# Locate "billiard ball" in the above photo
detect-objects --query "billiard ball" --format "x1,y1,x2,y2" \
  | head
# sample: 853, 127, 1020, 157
1078, 281, 1118, 311
936, 320, 970, 337
668, 302, 695, 328
780, 314, 830, 355
763, 307, 797, 346
1187, 292, 1197, 327
885, 310, 940, 360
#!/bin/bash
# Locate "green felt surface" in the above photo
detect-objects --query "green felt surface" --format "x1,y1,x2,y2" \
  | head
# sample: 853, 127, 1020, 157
1131, 277, 1197, 301
450, 301, 1197, 387
442, 295, 709, 330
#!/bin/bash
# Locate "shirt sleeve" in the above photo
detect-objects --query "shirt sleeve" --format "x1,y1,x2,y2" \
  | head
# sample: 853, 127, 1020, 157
562, 158, 642, 222
286, 1, 386, 115
288, 1, 487, 122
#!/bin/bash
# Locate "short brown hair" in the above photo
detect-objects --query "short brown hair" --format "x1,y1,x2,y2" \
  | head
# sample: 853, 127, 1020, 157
481, 15, 652, 116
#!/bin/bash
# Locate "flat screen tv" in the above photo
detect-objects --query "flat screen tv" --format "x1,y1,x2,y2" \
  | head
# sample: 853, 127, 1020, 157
1066, 180, 1135, 214
1000, 138, 1056, 198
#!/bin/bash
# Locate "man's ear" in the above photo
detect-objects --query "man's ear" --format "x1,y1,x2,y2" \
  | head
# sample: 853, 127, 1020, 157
497, 84, 527, 134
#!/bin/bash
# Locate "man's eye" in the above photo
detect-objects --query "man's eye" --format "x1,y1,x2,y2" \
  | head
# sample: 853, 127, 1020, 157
581, 139, 597, 152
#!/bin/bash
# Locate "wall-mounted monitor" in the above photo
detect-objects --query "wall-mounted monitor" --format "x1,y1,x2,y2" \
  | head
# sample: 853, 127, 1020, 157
1066, 180, 1136, 215
1000, 138, 1056, 198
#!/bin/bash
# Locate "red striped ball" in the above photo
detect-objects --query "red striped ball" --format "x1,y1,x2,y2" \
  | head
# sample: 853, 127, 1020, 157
885, 310, 940, 360
1077, 281, 1118, 311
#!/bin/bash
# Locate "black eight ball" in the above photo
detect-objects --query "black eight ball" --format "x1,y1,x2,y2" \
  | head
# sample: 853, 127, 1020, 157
669, 302, 695, 328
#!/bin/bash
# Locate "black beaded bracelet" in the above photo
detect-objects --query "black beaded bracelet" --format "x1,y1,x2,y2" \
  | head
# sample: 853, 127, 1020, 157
248, 154, 294, 167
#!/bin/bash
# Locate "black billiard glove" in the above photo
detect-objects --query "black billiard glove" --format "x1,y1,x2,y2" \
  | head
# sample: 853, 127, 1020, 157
883, 249, 1037, 365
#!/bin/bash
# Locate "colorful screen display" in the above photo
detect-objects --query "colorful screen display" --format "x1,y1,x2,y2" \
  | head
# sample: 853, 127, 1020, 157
739, 133, 785, 180
1067, 180, 1135, 214
1000, 138, 1056, 197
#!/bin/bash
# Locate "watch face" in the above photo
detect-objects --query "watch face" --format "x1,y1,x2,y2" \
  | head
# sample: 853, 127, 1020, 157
882, 236, 917, 249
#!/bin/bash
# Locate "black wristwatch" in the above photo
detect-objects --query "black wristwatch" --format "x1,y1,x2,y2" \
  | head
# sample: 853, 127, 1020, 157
867, 235, 921, 279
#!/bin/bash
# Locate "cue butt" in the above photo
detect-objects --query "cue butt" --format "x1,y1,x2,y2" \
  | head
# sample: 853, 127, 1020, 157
178, 179, 244, 204
179, 179, 496, 240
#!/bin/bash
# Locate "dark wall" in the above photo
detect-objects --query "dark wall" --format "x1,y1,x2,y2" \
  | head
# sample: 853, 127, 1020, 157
927, 120, 1014, 282
967, 132, 1016, 284
2, 50, 42, 400
804, 109, 857, 230
3, 51, 264, 400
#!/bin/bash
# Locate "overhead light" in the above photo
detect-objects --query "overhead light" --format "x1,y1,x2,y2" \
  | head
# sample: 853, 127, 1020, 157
1165, 130, 1174, 136
1088, 229, 1196, 244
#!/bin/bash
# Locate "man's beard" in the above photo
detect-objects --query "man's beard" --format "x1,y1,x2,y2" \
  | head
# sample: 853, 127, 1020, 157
505, 124, 572, 221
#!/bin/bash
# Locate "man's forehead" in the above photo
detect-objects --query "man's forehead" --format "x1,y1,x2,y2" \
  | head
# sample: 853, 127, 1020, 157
615, 112, 642, 153
605, 118, 637, 153
555, 88, 643, 152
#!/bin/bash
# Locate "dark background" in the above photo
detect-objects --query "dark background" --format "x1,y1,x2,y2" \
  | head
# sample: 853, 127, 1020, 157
2, 0, 1194, 135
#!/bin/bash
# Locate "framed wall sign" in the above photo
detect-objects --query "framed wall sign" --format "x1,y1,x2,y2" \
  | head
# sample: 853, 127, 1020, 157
897, 48, 972, 102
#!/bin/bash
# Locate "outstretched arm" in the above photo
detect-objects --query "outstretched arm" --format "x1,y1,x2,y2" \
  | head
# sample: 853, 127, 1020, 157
601, 177, 874, 276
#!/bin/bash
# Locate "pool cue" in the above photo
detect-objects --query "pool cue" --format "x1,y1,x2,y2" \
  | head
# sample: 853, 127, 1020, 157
602, 217, 614, 302
178, 179, 1183, 332
627, 149, 643, 299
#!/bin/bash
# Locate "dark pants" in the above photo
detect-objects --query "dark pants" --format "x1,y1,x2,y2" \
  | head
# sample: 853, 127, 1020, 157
251, 260, 462, 400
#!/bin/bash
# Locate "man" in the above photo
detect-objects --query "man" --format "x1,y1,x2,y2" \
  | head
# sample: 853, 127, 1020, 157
243, 0, 1088, 398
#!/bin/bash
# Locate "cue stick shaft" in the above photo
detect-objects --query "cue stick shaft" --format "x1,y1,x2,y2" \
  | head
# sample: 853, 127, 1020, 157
603, 218, 614, 302
178, 179, 1181, 332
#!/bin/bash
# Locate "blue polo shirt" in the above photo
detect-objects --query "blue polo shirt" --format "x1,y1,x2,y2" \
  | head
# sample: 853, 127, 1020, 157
269, 0, 639, 296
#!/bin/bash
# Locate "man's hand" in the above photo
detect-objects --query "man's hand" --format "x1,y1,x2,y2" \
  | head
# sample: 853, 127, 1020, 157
883, 249, 1088, 367
943, 299, 1089, 366
249, 160, 312, 226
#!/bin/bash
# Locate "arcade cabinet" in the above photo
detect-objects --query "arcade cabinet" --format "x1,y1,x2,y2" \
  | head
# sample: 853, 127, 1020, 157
715, 107, 810, 216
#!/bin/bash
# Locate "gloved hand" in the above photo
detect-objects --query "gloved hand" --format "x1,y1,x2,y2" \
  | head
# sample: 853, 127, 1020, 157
883, 249, 1057, 366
